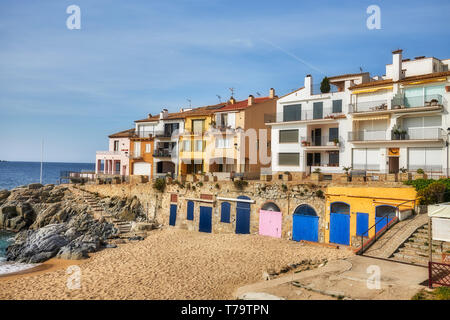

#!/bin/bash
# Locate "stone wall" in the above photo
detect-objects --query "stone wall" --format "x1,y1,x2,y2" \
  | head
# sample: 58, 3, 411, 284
82, 180, 327, 242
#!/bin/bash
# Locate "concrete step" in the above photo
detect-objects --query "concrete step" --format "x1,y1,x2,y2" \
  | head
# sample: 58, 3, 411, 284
397, 247, 443, 259
407, 237, 450, 248
403, 242, 450, 252
392, 253, 428, 265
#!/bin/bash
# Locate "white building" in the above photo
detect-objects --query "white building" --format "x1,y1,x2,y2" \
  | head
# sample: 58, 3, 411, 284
132, 109, 187, 178
95, 128, 134, 176
269, 50, 450, 178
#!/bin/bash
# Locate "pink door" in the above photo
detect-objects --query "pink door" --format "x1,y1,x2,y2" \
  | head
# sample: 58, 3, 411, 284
259, 210, 282, 238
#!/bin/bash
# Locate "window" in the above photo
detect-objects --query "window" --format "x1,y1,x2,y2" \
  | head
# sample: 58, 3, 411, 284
216, 137, 231, 148
113, 140, 119, 151
195, 140, 204, 151
329, 128, 339, 142
182, 140, 191, 152
279, 130, 299, 143
332, 100, 342, 113
352, 148, 380, 170
307, 153, 321, 166
278, 153, 300, 166
408, 147, 442, 172
145, 144, 151, 153
313, 102, 323, 119
220, 202, 231, 223
329, 151, 339, 166
283, 104, 301, 121
133, 142, 141, 157
192, 120, 205, 133
216, 113, 228, 127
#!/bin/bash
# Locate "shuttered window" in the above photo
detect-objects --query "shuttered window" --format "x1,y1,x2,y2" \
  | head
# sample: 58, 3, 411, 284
279, 130, 299, 143
329, 128, 339, 142
313, 102, 323, 119
194, 140, 204, 151
220, 202, 231, 223
278, 153, 300, 166
408, 148, 442, 172
192, 120, 205, 133
283, 104, 301, 121
332, 100, 342, 113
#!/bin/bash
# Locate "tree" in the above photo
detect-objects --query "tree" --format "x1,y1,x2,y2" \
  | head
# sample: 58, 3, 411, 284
320, 76, 331, 93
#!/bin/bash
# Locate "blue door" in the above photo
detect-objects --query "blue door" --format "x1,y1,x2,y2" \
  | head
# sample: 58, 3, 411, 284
356, 212, 369, 237
293, 215, 319, 242
292, 204, 319, 242
169, 204, 177, 226
236, 196, 251, 234
199, 206, 212, 233
375, 206, 396, 234
330, 213, 350, 245
187, 201, 194, 220
329, 202, 350, 245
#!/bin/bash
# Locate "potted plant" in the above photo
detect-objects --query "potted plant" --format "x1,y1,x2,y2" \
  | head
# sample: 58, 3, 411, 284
414, 168, 427, 180
333, 138, 339, 146
400, 129, 407, 140
311, 168, 322, 182
282, 171, 292, 181
399, 167, 412, 181
343, 166, 352, 182
392, 125, 401, 140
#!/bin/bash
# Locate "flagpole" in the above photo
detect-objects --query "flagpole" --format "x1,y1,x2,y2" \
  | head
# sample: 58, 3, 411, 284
40, 138, 43, 184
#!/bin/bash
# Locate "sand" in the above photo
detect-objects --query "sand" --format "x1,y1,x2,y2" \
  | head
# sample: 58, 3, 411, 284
0, 228, 353, 300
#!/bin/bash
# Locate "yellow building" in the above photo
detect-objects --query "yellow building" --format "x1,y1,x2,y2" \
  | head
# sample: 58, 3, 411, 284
324, 186, 417, 246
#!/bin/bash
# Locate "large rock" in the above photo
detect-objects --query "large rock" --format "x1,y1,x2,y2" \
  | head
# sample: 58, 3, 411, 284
0, 189, 10, 202
28, 183, 43, 190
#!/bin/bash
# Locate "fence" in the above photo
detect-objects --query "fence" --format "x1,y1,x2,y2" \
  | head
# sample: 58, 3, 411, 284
428, 261, 450, 288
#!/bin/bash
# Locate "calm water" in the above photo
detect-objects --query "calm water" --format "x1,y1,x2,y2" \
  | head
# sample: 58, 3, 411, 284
0, 161, 95, 190
0, 230, 14, 261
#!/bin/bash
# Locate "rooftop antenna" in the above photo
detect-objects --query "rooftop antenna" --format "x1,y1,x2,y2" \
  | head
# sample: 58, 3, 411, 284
359, 67, 363, 73
256, 92, 261, 97
40, 138, 44, 184
229, 87, 235, 98
216, 95, 222, 103
187, 99, 192, 108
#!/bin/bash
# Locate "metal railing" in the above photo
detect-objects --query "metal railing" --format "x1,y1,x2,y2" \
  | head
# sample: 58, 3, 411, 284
311, 83, 339, 95
349, 100, 388, 113
429, 261, 450, 288
392, 128, 444, 140
348, 130, 387, 141
265, 107, 343, 123
153, 149, 174, 157
96, 151, 123, 156
393, 94, 444, 109
301, 135, 340, 146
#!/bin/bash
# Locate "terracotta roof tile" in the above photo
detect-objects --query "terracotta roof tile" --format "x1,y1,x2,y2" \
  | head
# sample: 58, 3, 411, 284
219, 97, 272, 112
108, 128, 135, 138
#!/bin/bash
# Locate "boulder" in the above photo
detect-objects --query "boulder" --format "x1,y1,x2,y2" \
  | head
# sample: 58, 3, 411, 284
0, 189, 10, 201
28, 183, 43, 190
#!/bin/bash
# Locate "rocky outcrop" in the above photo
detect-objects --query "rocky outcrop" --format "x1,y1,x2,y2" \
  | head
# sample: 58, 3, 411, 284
1, 184, 120, 263
99, 195, 147, 222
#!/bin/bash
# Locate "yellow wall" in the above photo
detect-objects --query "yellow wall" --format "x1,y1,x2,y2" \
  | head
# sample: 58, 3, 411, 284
325, 186, 417, 245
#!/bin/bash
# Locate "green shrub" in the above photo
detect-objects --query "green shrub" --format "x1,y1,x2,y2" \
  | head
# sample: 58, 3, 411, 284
315, 190, 324, 198
215, 183, 220, 189
416, 168, 425, 174
234, 179, 248, 190
152, 178, 166, 192
417, 181, 446, 205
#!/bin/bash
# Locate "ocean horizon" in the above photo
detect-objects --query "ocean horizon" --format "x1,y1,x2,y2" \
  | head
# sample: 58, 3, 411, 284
0, 161, 95, 190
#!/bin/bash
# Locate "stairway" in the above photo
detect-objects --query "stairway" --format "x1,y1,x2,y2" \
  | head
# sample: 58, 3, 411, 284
392, 224, 450, 266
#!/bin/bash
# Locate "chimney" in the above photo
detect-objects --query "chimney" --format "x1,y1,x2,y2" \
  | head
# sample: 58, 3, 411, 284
269, 88, 275, 99
304, 74, 313, 95
248, 95, 254, 106
229, 97, 236, 104
160, 109, 168, 119
392, 49, 403, 81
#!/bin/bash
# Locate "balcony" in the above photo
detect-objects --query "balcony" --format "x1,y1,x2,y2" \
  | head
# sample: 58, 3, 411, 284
301, 135, 340, 148
349, 94, 446, 114
348, 128, 444, 142
349, 100, 388, 113
96, 151, 122, 156
133, 130, 180, 139
153, 149, 175, 158
265, 108, 344, 124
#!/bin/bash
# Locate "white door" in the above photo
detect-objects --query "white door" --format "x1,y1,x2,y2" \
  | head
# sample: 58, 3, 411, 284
133, 162, 151, 176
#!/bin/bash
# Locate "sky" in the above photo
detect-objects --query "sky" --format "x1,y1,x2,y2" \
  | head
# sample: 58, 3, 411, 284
0, 0, 449, 163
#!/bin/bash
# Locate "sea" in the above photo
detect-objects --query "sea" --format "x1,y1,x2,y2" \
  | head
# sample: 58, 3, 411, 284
0, 161, 95, 275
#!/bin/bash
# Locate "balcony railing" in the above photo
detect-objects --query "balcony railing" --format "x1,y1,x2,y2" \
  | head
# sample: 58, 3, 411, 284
96, 151, 123, 156
348, 128, 444, 142
349, 100, 388, 113
301, 135, 340, 147
350, 94, 446, 114
153, 149, 175, 157
311, 83, 340, 95
265, 108, 343, 123
134, 130, 180, 139
392, 94, 444, 109
348, 130, 388, 141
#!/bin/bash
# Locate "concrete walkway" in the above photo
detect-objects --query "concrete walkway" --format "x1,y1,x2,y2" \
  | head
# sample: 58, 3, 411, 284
235, 255, 428, 300
364, 214, 428, 259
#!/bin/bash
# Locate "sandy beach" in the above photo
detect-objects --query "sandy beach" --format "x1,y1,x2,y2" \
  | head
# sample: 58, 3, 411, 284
0, 228, 352, 300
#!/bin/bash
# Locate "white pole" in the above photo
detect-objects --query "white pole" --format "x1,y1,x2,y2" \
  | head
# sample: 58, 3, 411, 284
40, 138, 43, 184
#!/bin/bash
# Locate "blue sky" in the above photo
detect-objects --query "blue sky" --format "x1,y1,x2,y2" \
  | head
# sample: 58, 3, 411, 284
1, 0, 449, 162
